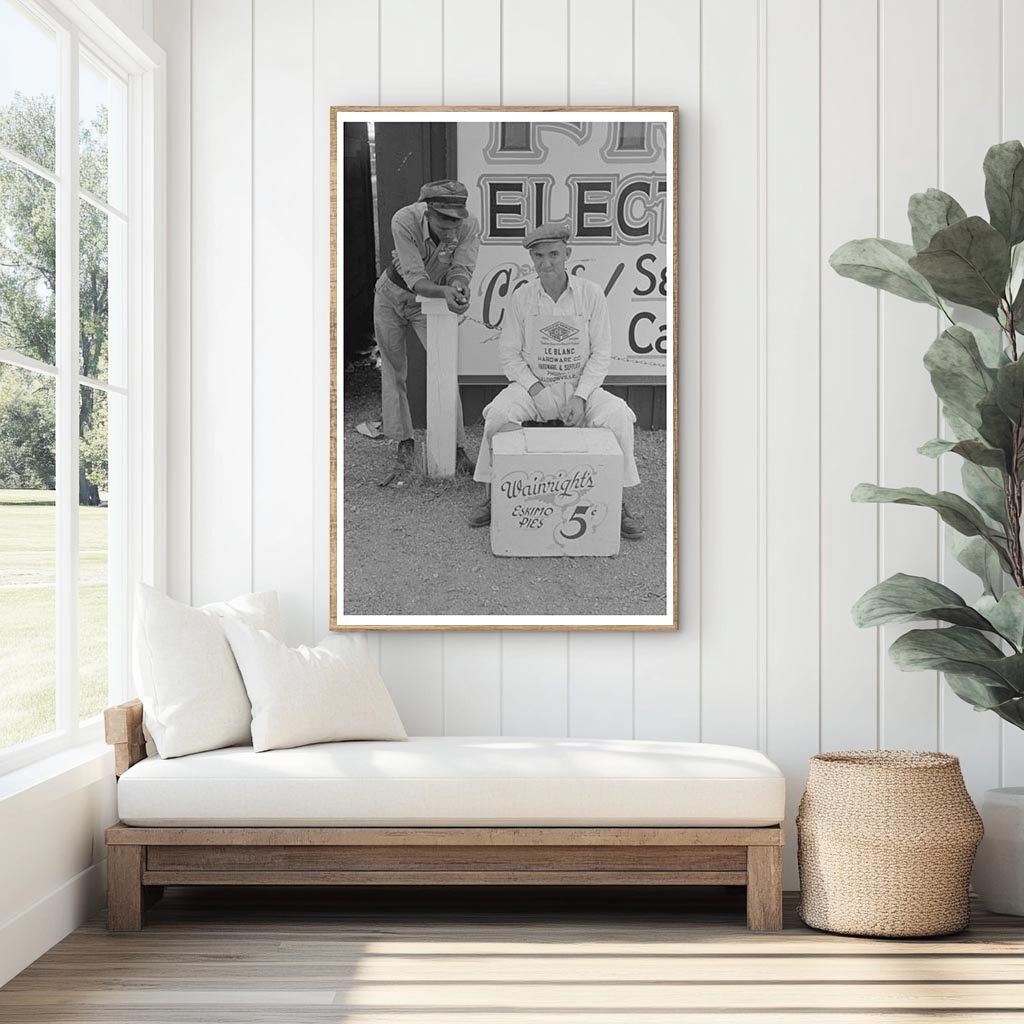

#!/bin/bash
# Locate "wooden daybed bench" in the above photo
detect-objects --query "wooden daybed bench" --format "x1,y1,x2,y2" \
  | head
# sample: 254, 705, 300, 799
104, 700, 785, 932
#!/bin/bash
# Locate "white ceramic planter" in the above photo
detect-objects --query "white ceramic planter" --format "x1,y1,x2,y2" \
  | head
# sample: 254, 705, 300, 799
973, 787, 1024, 916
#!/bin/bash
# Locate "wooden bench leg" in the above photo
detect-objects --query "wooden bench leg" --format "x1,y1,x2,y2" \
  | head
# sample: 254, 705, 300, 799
746, 845, 783, 931
107, 845, 145, 932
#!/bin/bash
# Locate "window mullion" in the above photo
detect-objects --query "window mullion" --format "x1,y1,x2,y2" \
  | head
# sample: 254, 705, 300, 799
55, 24, 81, 735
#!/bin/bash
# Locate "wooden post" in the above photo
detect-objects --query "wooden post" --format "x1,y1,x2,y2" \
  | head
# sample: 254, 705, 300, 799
418, 296, 458, 477
107, 845, 145, 931
746, 844, 784, 931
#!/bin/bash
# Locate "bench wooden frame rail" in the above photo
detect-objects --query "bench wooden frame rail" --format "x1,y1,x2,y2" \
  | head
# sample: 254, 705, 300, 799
104, 700, 784, 933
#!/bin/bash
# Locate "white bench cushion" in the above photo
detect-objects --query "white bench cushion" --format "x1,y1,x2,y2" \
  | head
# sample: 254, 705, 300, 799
117, 736, 785, 827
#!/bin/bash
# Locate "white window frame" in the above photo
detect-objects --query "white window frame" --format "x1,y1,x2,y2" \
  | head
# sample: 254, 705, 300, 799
0, 0, 164, 776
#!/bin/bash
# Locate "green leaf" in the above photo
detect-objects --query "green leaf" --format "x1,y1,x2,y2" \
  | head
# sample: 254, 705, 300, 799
977, 392, 1016, 459
942, 407, 983, 442
993, 358, 1024, 423
944, 671, 1024, 714
851, 483, 1011, 568
966, 322, 1011, 368
962, 461, 1009, 528
852, 573, 994, 630
977, 589, 1024, 649
918, 437, 1007, 471
909, 216, 1011, 315
889, 627, 1024, 702
950, 533, 1004, 597
923, 325, 997, 428
830, 238, 943, 307
984, 140, 1024, 246
908, 189, 968, 251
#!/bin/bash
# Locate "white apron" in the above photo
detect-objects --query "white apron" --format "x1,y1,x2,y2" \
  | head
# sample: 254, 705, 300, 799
524, 313, 590, 386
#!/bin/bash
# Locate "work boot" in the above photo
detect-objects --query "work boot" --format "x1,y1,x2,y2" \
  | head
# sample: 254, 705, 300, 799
378, 438, 415, 487
468, 501, 491, 528
620, 502, 646, 540
455, 446, 475, 477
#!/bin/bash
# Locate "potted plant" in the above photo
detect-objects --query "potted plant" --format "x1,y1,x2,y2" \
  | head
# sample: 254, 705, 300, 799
832, 140, 1024, 913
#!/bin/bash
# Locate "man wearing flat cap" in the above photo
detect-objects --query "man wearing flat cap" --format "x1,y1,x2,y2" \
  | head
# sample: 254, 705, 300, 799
375, 179, 481, 481
469, 221, 644, 539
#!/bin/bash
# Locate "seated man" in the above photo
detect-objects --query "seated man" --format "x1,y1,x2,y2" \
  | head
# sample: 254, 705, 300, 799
469, 221, 644, 540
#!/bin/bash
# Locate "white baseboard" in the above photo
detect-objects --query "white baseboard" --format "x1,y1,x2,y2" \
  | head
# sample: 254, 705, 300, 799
0, 859, 107, 987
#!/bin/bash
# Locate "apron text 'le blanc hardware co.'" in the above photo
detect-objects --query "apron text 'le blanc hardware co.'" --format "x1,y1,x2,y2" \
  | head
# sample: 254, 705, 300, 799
525, 313, 590, 384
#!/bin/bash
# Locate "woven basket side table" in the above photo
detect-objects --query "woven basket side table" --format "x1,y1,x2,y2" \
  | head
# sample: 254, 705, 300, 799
797, 750, 983, 938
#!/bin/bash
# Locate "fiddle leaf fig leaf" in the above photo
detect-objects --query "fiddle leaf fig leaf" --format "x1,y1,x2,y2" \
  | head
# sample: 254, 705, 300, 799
909, 216, 1011, 315
977, 589, 1024, 649
909, 188, 968, 251
923, 326, 997, 428
984, 140, 1024, 246
851, 483, 1012, 567
978, 392, 1016, 458
968, 322, 1012, 368
830, 238, 943, 307
950, 532, 1004, 597
944, 671, 1024, 713
993, 357, 1024, 423
962, 462, 1009, 527
918, 437, 1007, 471
942, 407, 983, 442
888, 627, 1024, 702
852, 573, 994, 630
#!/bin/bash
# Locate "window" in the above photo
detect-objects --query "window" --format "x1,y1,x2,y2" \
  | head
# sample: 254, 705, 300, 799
0, 0, 160, 772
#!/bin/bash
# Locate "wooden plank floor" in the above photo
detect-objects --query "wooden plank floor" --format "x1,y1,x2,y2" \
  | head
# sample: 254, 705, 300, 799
3, 886, 1024, 1022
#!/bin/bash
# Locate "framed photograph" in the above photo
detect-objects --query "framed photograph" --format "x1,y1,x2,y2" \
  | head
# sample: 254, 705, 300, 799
330, 107, 678, 630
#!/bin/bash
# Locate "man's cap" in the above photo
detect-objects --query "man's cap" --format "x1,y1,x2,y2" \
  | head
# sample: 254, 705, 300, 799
523, 220, 572, 249
419, 179, 469, 220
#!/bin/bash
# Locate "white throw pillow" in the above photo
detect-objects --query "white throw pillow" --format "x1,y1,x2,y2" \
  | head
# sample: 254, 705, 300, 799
223, 621, 407, 752
133, 584, 283, 758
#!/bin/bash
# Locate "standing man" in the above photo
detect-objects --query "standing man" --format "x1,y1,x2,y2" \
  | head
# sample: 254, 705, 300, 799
469, 222, 645, 539
374, 179, 481, 482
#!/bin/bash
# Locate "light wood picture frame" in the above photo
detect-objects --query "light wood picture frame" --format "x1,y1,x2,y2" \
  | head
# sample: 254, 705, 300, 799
330, 107, 679, 631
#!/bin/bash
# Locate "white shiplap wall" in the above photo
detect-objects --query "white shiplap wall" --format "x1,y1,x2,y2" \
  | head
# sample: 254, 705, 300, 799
154, 0, 1024, 885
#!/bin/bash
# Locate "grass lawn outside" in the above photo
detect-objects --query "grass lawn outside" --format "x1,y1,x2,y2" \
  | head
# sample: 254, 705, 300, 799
0, 489, 109, 751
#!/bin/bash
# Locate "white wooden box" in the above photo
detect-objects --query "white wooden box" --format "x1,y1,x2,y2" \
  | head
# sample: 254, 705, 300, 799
490, 428, 622, 557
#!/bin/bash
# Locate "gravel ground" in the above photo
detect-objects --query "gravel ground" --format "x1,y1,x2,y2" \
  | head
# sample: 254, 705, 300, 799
341, 363, 669, 618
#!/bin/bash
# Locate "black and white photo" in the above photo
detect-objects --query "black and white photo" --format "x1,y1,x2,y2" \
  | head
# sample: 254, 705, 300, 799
330, 108, 678, 629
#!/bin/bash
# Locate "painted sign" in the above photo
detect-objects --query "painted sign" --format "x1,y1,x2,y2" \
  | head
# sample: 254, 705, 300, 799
489, 427, 623, 557
457, 121, 670, 378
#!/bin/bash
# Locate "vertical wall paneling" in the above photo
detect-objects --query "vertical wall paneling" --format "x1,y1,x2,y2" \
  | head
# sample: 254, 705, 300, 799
442, 0, 501, 106
380, 633, 445, 734
632, 0, 700, 742
189, 0, 253, 605
253, 0, 315, 646
153, 0, 190, 604
440, 1, 503, 735
698, 0, 760, 749
568, 634, 635, 738
877, 0, 941, 751
380, 0, 443, 105
312, 0, 379, 646
501, 633, 569, 736
819, 0, 879, 752
166, 0, 1020, 893
567, 0, 632, 104
501, 0, 569, 104
1001, 0, 1024, 785
443, 637, 502, 734
764, 0, 821, 882
938, 0, 1002, 794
